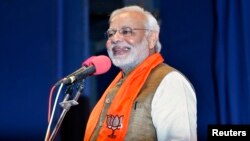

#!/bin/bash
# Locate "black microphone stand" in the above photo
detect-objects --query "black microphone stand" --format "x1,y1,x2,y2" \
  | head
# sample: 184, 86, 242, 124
48, 80, 85, 141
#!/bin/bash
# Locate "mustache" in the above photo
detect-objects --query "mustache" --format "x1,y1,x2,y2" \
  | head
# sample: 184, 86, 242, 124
109, 42, 133, 50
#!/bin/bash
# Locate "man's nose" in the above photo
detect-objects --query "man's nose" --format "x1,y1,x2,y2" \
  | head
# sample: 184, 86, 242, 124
110, 31, 123, 44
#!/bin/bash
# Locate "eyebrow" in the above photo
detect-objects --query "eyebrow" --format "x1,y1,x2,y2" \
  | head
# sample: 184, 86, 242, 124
108, 26, 133, 30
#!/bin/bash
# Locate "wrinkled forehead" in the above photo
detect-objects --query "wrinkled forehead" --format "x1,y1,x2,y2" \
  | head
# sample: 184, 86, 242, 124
109, 11, 146, 29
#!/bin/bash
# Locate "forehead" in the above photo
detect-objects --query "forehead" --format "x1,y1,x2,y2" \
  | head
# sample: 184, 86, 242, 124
109, 11, 146, 28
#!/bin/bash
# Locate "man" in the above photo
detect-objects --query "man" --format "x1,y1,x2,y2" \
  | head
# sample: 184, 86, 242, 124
84, 5, 197, 141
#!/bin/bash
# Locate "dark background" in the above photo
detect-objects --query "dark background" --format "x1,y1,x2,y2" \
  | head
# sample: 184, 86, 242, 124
0, 0, 249, 141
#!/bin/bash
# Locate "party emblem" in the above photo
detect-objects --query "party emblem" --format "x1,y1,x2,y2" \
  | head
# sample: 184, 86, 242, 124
106, 114, 123, 138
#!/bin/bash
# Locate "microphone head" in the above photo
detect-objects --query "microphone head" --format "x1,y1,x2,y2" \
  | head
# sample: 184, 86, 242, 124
82, 56, 97, 66
82, 55, 111, 75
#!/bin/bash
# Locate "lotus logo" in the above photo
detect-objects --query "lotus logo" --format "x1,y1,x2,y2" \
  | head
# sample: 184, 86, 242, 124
106, 114, 123, 138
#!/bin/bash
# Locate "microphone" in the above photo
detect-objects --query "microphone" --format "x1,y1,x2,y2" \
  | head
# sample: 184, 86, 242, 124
56, 55, 111, 86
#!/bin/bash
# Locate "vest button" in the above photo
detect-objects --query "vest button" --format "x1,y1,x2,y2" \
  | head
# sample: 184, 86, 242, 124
117, 81, 122, 86
105, 98, 111, 103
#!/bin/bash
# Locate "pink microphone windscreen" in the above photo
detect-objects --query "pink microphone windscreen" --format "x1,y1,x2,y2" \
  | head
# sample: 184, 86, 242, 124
82, 55, 111, 75
82, 56, 97, 66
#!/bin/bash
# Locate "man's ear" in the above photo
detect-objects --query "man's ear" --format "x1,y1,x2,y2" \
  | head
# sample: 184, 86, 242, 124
147, 32, 158, 49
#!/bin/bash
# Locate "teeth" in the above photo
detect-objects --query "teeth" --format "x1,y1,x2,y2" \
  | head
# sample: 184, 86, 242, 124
112, 47, 130, 51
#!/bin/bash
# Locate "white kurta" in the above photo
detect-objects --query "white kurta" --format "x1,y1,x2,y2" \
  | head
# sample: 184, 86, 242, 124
151, 71, 197, 141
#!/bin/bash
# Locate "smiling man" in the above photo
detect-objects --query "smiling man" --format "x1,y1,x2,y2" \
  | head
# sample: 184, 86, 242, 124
84, 5, 197, 141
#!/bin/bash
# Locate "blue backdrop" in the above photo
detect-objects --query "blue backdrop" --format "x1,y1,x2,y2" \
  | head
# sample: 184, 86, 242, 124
0, 0, 249, 141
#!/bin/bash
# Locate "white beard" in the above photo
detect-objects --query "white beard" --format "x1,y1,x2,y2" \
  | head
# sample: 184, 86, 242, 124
107, 37, 149, 73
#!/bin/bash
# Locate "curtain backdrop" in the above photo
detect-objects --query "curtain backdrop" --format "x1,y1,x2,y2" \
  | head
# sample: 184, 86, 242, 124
160, 0, 250, 140
0, 0, 90, 140
215, 0, 250, 124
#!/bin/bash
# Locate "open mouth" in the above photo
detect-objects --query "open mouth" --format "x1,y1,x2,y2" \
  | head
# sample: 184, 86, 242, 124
112, 47, 131, 56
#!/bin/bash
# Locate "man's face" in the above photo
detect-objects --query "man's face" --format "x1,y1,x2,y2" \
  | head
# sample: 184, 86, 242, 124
106, 11, 150, 71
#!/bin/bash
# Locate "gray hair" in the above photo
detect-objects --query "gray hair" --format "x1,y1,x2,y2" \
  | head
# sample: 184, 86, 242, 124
109, 5, 162, 52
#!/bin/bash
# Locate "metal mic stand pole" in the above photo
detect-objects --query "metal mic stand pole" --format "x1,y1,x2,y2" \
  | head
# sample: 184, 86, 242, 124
48, 80, 85, 141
